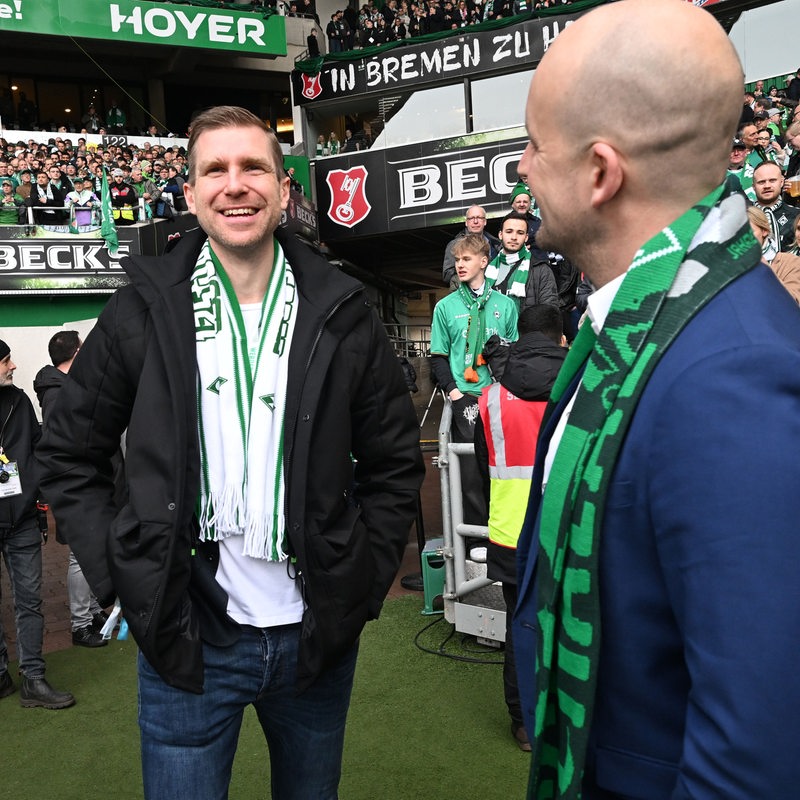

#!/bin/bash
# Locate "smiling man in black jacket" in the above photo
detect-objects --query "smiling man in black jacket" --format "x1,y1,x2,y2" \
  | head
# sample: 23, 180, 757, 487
38, 106, 424, 800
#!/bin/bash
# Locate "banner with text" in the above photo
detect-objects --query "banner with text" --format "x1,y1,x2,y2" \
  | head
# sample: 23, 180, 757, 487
0, 0, 286, 56
315, 130, 529, 240
292, 11, 584, 104
0, 214, 201, 294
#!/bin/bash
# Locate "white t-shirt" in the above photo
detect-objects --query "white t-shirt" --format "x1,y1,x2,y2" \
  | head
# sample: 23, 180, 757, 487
214, 302, 304, 627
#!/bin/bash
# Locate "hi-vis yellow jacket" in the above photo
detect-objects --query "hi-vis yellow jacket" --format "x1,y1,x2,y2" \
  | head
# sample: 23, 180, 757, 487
478, 382, 546, 549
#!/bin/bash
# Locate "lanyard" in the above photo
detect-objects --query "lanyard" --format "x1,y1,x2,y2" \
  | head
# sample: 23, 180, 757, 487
0, 401, 15, 459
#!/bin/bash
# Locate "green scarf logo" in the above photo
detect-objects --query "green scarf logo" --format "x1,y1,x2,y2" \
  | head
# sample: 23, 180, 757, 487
207, 377, 227, 395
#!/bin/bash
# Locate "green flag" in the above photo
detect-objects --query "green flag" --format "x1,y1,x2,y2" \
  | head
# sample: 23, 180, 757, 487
100, 168, 119, 255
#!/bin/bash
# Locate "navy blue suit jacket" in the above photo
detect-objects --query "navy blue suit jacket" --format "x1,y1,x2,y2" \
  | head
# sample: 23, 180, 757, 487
514, 263, 800, 799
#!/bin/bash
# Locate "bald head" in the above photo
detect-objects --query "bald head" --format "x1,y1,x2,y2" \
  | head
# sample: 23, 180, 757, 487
549, 0, 739, 186
519, 0, 743, 283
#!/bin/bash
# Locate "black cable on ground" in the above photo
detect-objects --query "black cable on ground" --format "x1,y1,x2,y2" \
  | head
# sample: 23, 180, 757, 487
413, 614, 504, 665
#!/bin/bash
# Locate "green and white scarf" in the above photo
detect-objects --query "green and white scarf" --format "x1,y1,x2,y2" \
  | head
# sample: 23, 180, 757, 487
457, 280, 492, 380
485, 247, 530, 298
192, 239, 297, 561
529, 185, 760, 799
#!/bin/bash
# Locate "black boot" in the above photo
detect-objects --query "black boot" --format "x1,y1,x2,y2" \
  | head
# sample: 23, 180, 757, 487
20, 677, 75, 709
0, 670, 14, 699
73, 624, 108, 648
91, 610, 110, 633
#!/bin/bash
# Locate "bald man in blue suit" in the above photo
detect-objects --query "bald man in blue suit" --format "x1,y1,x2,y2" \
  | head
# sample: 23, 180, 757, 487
513, 2, 800, 799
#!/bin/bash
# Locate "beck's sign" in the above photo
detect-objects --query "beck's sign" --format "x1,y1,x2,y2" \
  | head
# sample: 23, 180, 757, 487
315, 131, 529, 240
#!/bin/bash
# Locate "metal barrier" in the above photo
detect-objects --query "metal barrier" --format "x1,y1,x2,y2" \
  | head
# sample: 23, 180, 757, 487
16, 198, 157, 230
384, 323, 430, 358
437, 398, 506, 644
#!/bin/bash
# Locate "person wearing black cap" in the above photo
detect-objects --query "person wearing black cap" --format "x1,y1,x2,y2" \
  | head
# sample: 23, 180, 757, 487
0, 340, 75, 708
727, 137, 748, 195
753, 108, 771, 135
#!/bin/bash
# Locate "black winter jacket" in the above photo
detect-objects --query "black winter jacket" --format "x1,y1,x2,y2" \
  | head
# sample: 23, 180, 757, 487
0, 386, 41, 529
38, 227, 424, 693
33, 364, 65, 424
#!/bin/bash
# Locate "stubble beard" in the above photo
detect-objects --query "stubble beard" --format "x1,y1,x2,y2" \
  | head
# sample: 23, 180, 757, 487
535, 217, 576, 262
536, 211, 604, 279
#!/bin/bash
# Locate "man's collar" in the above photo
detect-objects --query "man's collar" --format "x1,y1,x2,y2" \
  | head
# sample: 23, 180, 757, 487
470, 280, 487, 296
586, 272, 626, 336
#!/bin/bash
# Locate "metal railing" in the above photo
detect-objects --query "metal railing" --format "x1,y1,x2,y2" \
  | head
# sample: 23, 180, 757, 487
0, 198, 185, 232
437, 398, 505, 643
384, 323, 430, 358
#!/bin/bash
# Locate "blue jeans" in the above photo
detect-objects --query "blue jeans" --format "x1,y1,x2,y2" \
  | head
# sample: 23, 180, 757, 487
0, 520, 45, 678
138, 623, 358, 800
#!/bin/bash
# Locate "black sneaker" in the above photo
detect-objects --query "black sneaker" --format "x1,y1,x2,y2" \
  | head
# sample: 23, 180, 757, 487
20, 677, 75, 709
72, 624, 108, 648
91, 611, 110, 634
0, 670, 14, 699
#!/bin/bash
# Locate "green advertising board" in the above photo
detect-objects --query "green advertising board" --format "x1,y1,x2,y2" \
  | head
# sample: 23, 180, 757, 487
0, 0, 286, 56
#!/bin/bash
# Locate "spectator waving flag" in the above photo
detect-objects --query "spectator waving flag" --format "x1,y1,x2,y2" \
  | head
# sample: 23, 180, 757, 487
100, 168, 119, 254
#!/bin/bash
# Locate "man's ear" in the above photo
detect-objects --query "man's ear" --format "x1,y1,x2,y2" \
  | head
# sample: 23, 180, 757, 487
279, 175, 290, 210
588, 142, 623, 209
479, 256, 489, 270
183, 181, 196, 215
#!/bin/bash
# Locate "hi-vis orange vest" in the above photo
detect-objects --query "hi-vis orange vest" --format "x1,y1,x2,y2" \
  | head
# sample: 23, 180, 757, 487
478, 382, 547, 549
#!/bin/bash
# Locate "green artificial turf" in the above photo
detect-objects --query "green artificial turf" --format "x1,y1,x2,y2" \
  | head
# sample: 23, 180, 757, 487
4, 596, 530, 799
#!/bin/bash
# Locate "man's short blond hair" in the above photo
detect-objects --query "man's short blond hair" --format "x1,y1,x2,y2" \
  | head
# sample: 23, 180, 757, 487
187, 106, 285, 182
452, 233, 489, 259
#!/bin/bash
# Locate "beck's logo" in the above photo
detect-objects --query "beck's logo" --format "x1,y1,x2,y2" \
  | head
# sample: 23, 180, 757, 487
301, 74, 322, 100
326, 166, 371, 228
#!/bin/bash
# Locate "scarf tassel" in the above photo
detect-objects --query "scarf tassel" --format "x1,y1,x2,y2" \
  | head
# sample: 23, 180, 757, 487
198, 484, 286, 560
241, 513, 287, 561
199, 483, 245, 540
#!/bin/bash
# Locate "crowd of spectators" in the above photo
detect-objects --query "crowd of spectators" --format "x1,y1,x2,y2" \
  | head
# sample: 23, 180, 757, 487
0, 134, 190, 230
315, 124, 374, 154
734, 78, 800, 186
324, 0, 573, 52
